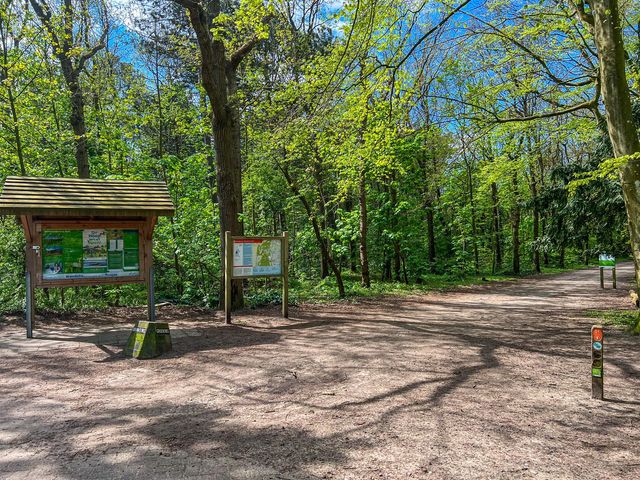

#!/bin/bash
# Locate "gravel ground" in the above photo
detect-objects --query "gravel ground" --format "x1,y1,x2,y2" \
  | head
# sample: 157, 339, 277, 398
1, 264, 639, 479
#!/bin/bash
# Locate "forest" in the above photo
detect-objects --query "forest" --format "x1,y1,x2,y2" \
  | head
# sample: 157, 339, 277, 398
0, 0, 638, 312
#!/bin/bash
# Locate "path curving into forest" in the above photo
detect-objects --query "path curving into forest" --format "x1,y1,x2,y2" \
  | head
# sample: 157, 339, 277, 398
1, 264, 639, 479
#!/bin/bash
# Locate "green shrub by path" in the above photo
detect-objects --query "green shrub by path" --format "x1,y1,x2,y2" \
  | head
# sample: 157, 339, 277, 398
586, 309, 640, 335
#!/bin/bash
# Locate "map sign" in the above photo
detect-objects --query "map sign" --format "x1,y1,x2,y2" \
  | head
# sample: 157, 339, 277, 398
232, 238, 282, 277
599, 254, 615, 269
42, 229, 140, 280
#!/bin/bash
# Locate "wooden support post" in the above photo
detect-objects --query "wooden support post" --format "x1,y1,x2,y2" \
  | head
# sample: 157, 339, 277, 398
21, 215, 35, 338
25, 270, 33, 338
144, 217, 156, 322
612, 267, 617, 289
599, 267, 604, 289
224, 230, 232, 324
148, 267, 155, 322
282, 231, 289, 318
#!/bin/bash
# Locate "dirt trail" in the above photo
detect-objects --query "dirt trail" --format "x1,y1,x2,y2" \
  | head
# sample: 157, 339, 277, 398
1, 264, 639, 479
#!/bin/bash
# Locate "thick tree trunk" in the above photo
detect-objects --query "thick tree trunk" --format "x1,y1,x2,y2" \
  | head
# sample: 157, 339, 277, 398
589, 0, 640, 292
68, 78, 90, 178
359, 170, 371, 287
213, 112, 244, 309
175, 0, 263, 310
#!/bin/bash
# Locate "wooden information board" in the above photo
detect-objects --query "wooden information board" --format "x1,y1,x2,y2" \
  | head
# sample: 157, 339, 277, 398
0, 176, 175, 338
224, 231, 289, 323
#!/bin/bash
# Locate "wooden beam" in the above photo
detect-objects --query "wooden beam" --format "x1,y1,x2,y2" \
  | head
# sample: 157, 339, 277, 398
282, 231, 289, 318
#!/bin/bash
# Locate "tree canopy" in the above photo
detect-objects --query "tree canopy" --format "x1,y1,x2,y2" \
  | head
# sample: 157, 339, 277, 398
0, 0, 638, 311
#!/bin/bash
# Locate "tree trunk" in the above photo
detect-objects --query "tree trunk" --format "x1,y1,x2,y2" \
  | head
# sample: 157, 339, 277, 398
279, 162, 345, 297
29, 0, 105, 179
425, 200, 436, 273
467, 162, 479, 274
531, 176, 541, 273
7, 88, 25, 175
174, 0, 266, 310
213, 112, 244, 309
67, 73, 90, 178
359, 169, 371, 287
511, 173, 521, 274
588, 0, 640, 292
491, 182, 502, 272
390, 183, 400, 282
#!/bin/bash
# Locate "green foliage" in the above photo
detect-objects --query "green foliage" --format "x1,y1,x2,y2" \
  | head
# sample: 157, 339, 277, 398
586, 309, 640, 336
0, 0, 636, 314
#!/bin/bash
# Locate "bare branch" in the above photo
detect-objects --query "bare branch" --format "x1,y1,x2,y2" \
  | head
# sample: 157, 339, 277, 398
571, 0, 594, 27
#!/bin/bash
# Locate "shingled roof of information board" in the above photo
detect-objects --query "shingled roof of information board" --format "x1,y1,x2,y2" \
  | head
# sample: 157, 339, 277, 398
0, 176, 175, 217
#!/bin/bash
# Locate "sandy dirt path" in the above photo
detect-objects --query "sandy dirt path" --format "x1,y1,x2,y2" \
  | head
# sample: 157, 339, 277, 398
1, 264, 639, 479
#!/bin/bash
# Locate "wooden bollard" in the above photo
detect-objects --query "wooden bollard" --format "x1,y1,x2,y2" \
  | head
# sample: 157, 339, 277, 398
591, 325, 604, 400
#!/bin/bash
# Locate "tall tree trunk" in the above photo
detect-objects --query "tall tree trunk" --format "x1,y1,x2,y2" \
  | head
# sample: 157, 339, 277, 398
511, 172, 521, 274
467, 162, 479, 274
30, 0, 106, 179
578, 0, 640, 292
279, 162, 345, 297
7, 88, 25, 175
174, 0, 271, 310
491, 182, 502, 273
425, 200, 436, 274
390, 183, 401, 282
213, 110, 245, 308
67, 74, 90, 178
359, 170, 371, 287
531, 175, 541, 273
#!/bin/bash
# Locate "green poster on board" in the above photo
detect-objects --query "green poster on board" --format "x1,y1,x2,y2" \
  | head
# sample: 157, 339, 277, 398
42, 228, 140, 280
83, 229, 108, 274
43, 230, 83, 276
123, 230, 140, 270
107, 230, 124, 270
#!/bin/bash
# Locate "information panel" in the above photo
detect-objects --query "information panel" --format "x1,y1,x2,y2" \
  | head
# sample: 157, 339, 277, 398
232, 238, 282, 277
42, 228, 140, 280
598, 254, 615, 269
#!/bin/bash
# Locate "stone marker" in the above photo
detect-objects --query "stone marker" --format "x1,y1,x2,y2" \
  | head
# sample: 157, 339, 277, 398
125, 321, 172, 359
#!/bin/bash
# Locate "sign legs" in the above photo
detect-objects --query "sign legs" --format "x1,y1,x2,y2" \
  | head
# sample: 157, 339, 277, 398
599, 267, 604, 288
612, 267, 617, 289
147, 267, 155, 322
25, 271, 33, 338
225, 231, 232, 324
282, 231, 289, 319
600, 267, 616, 289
